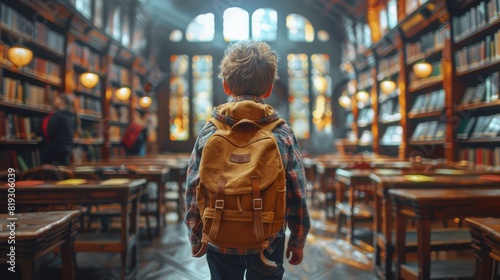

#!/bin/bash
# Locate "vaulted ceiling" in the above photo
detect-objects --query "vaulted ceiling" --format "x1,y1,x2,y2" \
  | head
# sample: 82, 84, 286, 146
143, 0, 366, 43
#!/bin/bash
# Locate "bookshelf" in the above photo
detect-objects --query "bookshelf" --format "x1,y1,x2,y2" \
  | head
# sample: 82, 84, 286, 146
373, 27, 404, 157
0, 0, 153, 170
449, 0, 500, 169
336, 0, 500, 168
0, 1, 65, 170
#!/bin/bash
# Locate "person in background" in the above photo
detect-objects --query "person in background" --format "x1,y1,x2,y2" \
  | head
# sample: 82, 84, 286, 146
185, 40, 311, 280
42, 93, 77, 166
124, 111, 149, 156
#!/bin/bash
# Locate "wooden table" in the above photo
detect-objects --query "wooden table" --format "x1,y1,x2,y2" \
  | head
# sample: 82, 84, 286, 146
0, 211, 80, 280
389, 188, 500, 280
0, 179, 146, 280
72, 164, 170, 237
101, 157, 188, 221
465, 218, 500, 280
370, 171, 500, 280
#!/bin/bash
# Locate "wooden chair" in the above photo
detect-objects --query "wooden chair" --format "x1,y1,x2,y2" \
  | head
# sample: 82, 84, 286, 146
19, 164, 74, 181
87, 166, 154, 241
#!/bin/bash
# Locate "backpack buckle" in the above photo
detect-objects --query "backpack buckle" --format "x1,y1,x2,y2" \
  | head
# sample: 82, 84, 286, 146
253, 198, 263, 210
215, 200, 224, 209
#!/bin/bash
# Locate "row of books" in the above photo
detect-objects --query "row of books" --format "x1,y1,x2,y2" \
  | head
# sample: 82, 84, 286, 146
109, 105, 129, 123
0, 112, 43, 140
0, 4, 65, 55
72, 145, 101, 164
2, 77, 59, 109
109, 63, 131, 85
411, 121, 446, 142
455, 31, 500, 72
378, 53, 400, 77
75, 95, 102, 117
379, 99, 401, 122
458, 147, 500, 169
410, 89, 445, 114
452, 1, 488, 42
406, 25, 447, 63
70, 41, 101, 72
1, 45, 62, 85
357, 108, 374, 127
109, 126, 126, 143
0, 149, 41, 172
381, 125, 403, 145
359, 130, 373, 146
457, 114, 500, 139
357, 70, 373, 90
460, 72, 500, 104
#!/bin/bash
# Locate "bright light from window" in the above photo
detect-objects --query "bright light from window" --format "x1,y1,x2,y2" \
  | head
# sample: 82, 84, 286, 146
252, 8, 277, 41
186, 13, 214, 42
223, 7, 249, 41
317, 30, 329, 42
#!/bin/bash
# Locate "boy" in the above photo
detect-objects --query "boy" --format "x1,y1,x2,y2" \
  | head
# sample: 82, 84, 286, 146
184, 40, 310, 280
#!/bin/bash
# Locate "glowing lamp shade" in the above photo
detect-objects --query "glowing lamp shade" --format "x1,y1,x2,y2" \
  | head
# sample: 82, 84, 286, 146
115, 87, 131, 101
380, 79, 396, 94
80, 72, 100, 89
139, 96, 152, 108
338, 93, 352, 109
413, 61, 433, 78
356, 90, 370, 103
8, 46, 33, 67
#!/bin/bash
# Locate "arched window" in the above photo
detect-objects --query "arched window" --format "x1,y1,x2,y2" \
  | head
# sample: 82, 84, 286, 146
311, 54, 332, 135
112, 7, 121, 40
186, 13, 215, 42
169, 55, 190, 141
287, 14, 314, 42
252, 8, 277, 41
223, 8, 249, 41
75, 0, 92, 19
192, 55, 213, 137
288, 54, 310, 139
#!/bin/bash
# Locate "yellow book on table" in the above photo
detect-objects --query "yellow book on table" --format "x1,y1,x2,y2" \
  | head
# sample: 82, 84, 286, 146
403, 175, 435, 182
100, 178, 131, 185
55, 179, 87, 185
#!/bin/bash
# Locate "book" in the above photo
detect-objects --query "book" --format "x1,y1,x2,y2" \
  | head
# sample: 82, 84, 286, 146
483, 114, 500, 137
461, 87, 476, 104
434, 122, 446, 140
472, 115, 494, 137
472, 82, 486, 103
404, 175, 436, 182
425, 121, 439, 140
55, 179, 87, 185
100, 178, 131, 185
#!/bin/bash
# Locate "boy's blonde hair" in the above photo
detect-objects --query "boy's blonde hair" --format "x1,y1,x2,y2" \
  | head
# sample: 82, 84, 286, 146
219, 40, 279, 97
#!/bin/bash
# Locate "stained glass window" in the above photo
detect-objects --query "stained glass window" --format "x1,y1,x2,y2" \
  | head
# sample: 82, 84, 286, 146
252, 8, 277, 41
186, 13, 215, 42
75, 0, 92, 19
192, 55, 213, 137
311, 54, 332, 135
169, 55, 190, 141
388, 0, 398, 29
112, 7, 121, 40
287, 14, 314, 42
122, 14, 130, 47
288, 54, 310, 139
223, 8, 249, 41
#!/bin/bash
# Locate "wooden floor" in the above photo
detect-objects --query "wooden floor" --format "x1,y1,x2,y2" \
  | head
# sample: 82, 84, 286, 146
35, 207, 378, 280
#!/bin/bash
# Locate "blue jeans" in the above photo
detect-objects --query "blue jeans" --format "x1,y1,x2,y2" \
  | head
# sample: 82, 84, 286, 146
206, 237, 285, 280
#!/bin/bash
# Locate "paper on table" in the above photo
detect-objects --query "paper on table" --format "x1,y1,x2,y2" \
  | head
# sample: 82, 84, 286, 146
478, 175, 500, 182
55, 179, 87, 185
100, 178, 131, 185
403, 175, 436, 182
434, 169, 465, 175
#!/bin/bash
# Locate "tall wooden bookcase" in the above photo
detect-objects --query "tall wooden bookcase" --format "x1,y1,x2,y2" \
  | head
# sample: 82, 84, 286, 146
0, 0, 154, 171
339, 0, 500, 168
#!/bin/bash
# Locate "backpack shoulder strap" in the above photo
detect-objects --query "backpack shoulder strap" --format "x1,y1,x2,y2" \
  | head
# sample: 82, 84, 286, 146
259, 118, 286, 132
209, 118, 285, 132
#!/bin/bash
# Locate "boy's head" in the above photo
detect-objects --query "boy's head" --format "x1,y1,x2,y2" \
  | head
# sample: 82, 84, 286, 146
219, 40, 279, 98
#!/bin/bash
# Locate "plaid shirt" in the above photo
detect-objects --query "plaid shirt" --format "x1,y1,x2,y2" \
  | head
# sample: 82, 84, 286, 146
184, 96, 310, 255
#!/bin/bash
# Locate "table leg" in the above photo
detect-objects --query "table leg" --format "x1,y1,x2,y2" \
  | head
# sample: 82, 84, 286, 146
395, 206, 407, 280
417, 219, 432, 280
61, 234, 76, 280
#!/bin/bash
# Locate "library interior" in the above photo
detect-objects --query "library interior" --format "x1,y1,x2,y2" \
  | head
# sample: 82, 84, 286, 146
1, 0, 500, 279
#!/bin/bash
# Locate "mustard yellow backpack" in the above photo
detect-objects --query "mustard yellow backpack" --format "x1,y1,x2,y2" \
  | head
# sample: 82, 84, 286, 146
193, 117, 286, 258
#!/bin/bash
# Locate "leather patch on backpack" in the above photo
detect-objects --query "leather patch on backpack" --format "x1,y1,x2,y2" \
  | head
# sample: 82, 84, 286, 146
230, 153, 250, 163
